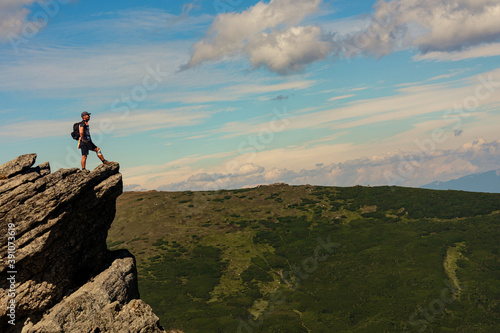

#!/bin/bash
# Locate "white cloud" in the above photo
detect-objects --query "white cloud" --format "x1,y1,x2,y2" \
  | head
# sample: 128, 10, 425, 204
159, 80, 315, 104
0, 8, 216, 102
415, 42, 500, 62
328, 94, 355, 102
343, 0, 500, 57
118, 67, 500, 190
237, 163, 265, 176
106, 108, 213, 136
188, 172, 227, 182
183, 0, 324, 74
0, 106, 213, 141
209, 68, 500, 142
409, 0, 500, 52
122, 150, 237, 189
81, 8, 212, 40
0, 0, 37, 41
321, 15, 369, 37
0, 44, 187, 92
185, 0, 500, 73
0, 118, 68, 141
135, 138, 500, 191
244, 25, 332, 74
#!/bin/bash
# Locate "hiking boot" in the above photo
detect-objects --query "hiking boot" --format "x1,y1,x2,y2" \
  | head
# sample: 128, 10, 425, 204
102, 160, 111, 165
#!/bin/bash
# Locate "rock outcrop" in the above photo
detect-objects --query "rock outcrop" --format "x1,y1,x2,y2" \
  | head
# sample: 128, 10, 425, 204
0, 154, 166, 332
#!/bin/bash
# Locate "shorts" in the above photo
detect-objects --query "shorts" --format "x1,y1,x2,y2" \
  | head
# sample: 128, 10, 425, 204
79, 140, 97, 156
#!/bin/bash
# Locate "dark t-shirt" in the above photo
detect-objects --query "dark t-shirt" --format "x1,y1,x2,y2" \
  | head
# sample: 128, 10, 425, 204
79, 121, 91, 141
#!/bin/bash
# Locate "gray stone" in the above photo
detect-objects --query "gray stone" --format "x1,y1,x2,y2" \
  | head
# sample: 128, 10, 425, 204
0, 154, 37, 179
0, 162, 50, 196
0, 155, 174, 333
24, 251, 164, 333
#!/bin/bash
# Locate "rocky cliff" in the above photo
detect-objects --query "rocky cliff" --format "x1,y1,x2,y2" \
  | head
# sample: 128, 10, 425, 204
0, 154, 168, 332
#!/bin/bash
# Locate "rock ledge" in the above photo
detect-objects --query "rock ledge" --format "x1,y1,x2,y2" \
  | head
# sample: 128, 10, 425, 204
0, 154, 167, 333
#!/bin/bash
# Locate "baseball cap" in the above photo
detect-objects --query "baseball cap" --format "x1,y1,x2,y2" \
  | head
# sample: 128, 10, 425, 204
81, 111, 91, 117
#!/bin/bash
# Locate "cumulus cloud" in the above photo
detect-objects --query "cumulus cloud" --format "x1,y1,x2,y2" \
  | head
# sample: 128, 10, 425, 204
184, 0, 500, 74
246, 25, 332, 74
410, 0, 500, 52
342, 0, 500, 57
236, 163, 265, 176
185, 163, 263, 185
182, 0, 325, 74
188, 172, 228, 182
123, 184, 147, 191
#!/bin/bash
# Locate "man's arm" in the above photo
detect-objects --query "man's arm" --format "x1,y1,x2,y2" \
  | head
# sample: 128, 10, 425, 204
79, 125, 86, 142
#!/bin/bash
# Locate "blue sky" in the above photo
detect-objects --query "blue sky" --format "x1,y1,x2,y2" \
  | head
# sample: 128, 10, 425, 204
1, 0, 500, 191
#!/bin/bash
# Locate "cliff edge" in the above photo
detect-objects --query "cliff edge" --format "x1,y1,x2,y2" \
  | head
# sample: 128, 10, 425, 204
0, 154, 167, 332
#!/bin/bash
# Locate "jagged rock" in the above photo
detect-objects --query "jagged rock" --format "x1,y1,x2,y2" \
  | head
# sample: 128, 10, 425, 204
0, 161, 50, 198
0, 154, 37, 179
24, 250, 164, 333
0, 155, 169, 333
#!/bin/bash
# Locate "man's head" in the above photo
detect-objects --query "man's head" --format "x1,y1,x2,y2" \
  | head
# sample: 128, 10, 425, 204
81, 111, 91, 121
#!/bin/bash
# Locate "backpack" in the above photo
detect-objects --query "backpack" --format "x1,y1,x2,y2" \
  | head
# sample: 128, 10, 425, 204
71, 122, 80, 140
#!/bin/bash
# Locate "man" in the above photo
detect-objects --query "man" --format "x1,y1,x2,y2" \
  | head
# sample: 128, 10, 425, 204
78, 111, 110, 170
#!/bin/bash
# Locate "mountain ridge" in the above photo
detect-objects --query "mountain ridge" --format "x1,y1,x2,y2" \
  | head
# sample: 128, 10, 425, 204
108, 184, 500, 332
421, 169, 500, 193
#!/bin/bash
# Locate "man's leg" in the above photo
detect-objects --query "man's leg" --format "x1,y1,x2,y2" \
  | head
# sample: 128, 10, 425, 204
80, 141, 89, 170
81, 155, 87, 170
94, 147, 110, 164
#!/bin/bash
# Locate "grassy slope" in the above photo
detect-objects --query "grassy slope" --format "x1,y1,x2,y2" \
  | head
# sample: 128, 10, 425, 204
107, 185, 500, 332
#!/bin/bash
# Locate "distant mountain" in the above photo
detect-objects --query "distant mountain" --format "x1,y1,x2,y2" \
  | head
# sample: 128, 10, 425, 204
421, 169, 500, 193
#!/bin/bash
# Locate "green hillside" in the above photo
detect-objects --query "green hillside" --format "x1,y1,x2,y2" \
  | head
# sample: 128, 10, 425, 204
107, 184, 500, 332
